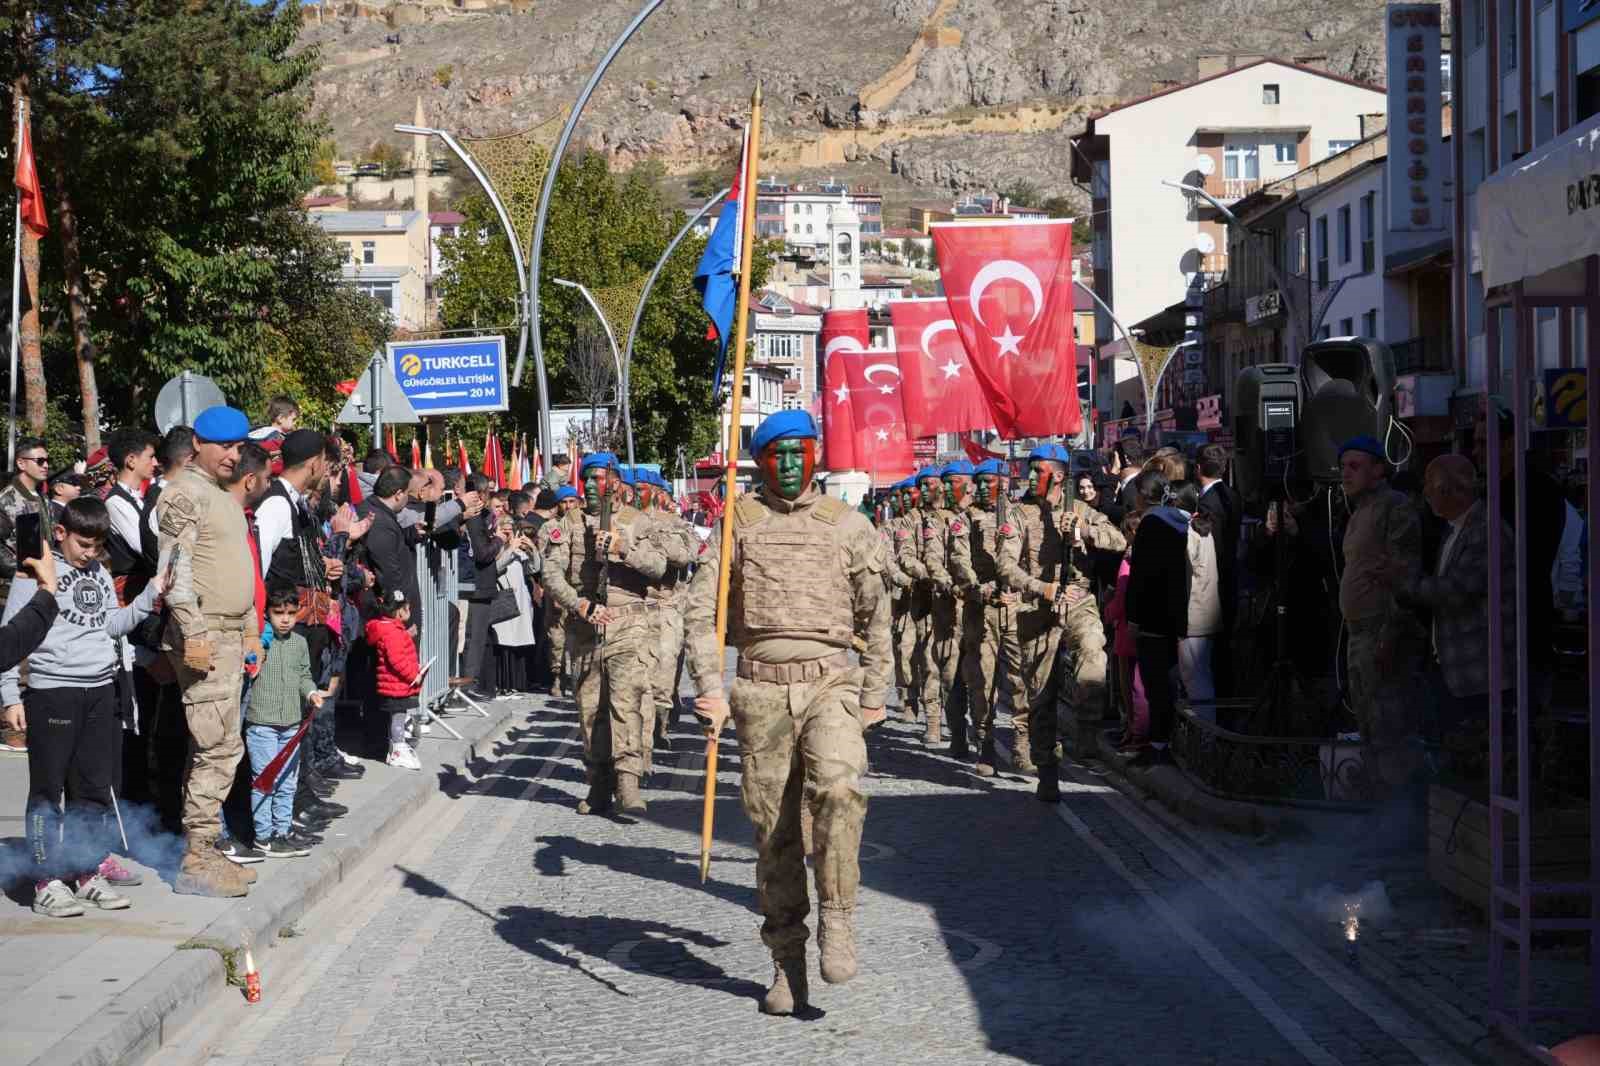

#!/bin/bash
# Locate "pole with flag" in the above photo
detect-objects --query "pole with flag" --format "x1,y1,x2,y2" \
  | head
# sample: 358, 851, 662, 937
10, 95, 46, 468
703, 84, 762, 885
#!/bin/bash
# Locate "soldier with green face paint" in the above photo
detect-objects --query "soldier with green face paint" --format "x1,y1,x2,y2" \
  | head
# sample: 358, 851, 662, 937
895, 465, 957, 746
686, 410, 890, 1017
881, 478, 916, 711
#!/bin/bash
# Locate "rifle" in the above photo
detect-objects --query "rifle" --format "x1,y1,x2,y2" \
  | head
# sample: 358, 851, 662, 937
596, 483, 613, 610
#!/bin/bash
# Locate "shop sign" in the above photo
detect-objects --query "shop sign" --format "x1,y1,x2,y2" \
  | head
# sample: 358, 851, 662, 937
1196, 393, 1224, 430
1386, 4, 1445, 232
1244, 290, 1284, 326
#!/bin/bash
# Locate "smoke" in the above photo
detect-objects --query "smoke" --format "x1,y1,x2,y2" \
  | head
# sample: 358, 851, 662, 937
1301, 879, 1394, 927
0, 798, 185, 887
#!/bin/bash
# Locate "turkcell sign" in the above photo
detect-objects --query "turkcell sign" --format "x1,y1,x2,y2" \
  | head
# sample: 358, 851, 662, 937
387, 336, 509, 417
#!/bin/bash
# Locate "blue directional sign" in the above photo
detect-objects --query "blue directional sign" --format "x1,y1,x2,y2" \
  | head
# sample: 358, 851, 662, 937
386, 336, 509, 417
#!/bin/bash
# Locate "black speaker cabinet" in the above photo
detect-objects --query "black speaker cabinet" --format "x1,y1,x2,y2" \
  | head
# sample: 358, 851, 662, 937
1298, 338, 1396, 482
1233, 364, 1300, 504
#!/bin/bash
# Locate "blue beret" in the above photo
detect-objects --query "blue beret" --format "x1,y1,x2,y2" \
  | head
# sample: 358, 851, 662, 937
618, 466, 637, 486
974, 458, 1009, 477
1339, 435, 1386, 463
1028, 443, 1070, 464
580, 452, 618, 474
749, 410, 818, 453
192, 405, 250, 444
941, 460, 975, 478
915, 466, 944, 483
554, 486, 578, 502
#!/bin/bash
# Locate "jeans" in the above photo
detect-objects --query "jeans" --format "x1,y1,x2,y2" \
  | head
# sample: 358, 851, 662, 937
1178, 636, 1216, 722
245, 723, 300, 843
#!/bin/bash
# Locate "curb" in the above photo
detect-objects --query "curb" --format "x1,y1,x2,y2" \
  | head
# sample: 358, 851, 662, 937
27, 700, 521, 1066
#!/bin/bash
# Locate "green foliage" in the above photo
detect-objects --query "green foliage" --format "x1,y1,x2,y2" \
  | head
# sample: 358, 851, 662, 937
1, 0, 388, 432
434, 64, 454, 89
437, 151, 772, 464
1001, 179, 1042, 209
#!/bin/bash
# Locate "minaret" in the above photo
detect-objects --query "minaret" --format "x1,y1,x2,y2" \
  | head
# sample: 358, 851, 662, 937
827, 190, 862, 311
411, 96, 430, 218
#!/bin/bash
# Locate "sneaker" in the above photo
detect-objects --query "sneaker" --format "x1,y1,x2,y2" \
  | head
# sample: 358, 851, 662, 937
74, 873, 131, 910
387, 743, 421, 771
215, 838, 267, 865
98, 855, 143, 887
337, 748, 361, 767
261, 835, 311, 858
0, 727, 25, 754
33, 878, 85, 917
284, 828, 318, 853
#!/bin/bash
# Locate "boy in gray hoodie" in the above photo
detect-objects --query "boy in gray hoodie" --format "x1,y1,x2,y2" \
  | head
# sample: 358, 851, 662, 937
0, 498, 163, 917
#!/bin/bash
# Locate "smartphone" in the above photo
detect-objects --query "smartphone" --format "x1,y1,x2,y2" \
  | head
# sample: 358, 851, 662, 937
15, 512, 43, 565
424, 500, 437, 529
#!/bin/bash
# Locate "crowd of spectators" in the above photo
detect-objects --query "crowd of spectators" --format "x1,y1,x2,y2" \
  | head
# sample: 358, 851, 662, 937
0, 394, 580, 913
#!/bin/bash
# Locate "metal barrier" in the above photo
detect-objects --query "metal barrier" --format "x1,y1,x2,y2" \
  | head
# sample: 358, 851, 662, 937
411, 540, 487, 739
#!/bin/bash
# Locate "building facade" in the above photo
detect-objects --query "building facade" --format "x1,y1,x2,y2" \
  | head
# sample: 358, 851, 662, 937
755, 180, 883, 259
312, 210, 430, 331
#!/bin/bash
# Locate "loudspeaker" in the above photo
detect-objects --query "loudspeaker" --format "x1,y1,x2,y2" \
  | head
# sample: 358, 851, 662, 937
1233, 364, 1301, 504
1297, 338, 1396, 483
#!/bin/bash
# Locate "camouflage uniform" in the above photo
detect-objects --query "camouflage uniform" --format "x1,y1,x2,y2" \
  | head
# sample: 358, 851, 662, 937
538, 509, 611, 805
898, 506, 959, 743
544, 598, 568, 694
949, 504, 1026, 770
685, 486, 890, 971
157, 465, 256, 894
882, 514, 915, 708
0, 477, 46, 606
651, 511, 702, 747
997, 495, 1126, 767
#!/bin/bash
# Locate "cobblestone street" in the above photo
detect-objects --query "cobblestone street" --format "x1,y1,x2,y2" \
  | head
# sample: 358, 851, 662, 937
164, 693, 1487, 1066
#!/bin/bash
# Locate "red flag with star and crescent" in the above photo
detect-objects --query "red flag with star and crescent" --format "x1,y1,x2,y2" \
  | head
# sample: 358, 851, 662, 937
929, 219, 1080, 439
837, 347, 915, 484
889, 297, 999, 438
819, 309, 867, 471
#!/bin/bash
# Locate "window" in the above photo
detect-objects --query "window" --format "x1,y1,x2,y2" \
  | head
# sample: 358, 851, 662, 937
1273, 141, 1296, 164
1262, 83, 1280, 105
1339, 317, 1354, 337
1326, 139, 1356, 158
1315, 215, 1328, 288
1337, 206, 1351, 264
1359, 193, 1375, 271
1362, 309, 1378, 337
354, 281, 393, 310
1223, 143, 1259, 180
361, 240, 376, 265
805, 224, 813, 235
1502, 0, 1517, 69
1472, 0, 1485, 47
739, 426, 753, 457
1503, 112, 1520, 166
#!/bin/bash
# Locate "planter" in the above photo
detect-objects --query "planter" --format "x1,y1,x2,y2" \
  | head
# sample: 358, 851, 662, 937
1426, 783, 1591, 912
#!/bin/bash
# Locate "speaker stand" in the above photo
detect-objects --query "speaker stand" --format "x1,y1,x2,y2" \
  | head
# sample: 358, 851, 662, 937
1247, 497, 1304, 736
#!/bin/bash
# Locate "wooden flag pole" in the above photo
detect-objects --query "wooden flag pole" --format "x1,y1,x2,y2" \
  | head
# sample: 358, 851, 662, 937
703, 82, 763, 885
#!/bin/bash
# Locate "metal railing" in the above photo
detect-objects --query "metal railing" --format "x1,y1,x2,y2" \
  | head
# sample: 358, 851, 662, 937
413, 542, 463, 721
1203, 175, 1262, 202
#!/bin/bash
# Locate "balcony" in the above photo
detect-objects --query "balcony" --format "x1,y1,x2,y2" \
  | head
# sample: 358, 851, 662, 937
1202, 176, 1262, 203
1390, 335, 1453, 375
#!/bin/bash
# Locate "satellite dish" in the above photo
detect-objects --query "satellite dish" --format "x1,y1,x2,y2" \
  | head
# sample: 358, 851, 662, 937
154, 372, 227, 433
1194, 231, 1216, 255
1192, 155, 1216, 177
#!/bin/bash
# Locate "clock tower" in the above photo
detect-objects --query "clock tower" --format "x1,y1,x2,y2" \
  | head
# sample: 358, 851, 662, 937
827, 191, 862, 311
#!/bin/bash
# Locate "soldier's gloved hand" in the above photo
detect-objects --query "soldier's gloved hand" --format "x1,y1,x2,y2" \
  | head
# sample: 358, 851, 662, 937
1040, 582, 1060, 603
182, 638, 214, 675
694, 692, 730, 738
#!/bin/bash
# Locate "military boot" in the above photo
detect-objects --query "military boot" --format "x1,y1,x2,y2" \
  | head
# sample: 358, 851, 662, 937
1036, 766, 1061, 804
577, 771, 613, 816
615, 773, 647, 814
817, 904, 858, 984
949, 727, 970, 760
923, 705, 942, 746
174, 839, 249, 898
1011, 734, 1037, 775
760, 954, 809, 1015
974, 736, 997, 777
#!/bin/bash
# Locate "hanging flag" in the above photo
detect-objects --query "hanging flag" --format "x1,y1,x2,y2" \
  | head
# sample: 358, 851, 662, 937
345, 465, 363, 505
841, 347, 907, 430
384, 425, 398, 462
410, 435, 422, 469
930, 219, 1081, 439
424, 433, 434, 470
852, 414, 917, 485
458, 437, 471, 475
819, 309, 868, 470
506, 435, 523, 491
13, 108, 47, 237
522, 435, 534, 487
693, 126, 751, 398
889, 297, 1000, 438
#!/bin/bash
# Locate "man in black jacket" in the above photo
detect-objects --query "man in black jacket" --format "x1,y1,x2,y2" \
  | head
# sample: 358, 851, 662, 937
362, 466, 420, 610
460, 474, 505, 702
1195, 444, 1241, 697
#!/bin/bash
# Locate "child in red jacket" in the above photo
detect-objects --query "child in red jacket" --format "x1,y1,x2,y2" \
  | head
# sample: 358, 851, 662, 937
365, 589, 428, 771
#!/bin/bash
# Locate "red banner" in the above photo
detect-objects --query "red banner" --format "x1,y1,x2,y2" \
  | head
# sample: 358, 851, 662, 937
820, 309, 867, 470
854, 415, 916, 484
889, 298, 998, 438
930, 219, 1081, 439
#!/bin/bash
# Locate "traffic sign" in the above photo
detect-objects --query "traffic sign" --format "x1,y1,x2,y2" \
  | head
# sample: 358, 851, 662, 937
337, 354, 419, 426
154, 372, 226, 433
387, 336, 509, 417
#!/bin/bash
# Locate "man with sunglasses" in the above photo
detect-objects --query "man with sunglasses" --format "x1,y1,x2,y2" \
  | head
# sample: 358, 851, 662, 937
0, 438, 51, 608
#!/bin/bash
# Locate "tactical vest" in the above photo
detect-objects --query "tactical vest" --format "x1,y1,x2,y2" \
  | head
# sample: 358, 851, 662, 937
261, 480, 325, 590
562, 511, 606, 599
1016, 498, 1091, 588
603, 506, 655, 606
105, 483, 155, 578
964, 511, 1003, 585
729, 493, 854, 646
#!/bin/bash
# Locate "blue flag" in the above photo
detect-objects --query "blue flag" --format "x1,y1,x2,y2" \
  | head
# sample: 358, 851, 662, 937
694, 128, 748, 398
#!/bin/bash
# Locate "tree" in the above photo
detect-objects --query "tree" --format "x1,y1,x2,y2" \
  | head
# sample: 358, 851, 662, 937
1001, 179, 1042, 209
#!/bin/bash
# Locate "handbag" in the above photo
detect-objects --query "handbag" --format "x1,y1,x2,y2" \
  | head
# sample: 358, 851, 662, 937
488, 587, 520, 626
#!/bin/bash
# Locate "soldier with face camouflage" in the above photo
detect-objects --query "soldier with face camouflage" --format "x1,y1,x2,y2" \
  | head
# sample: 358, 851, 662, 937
881, 479, 916, 712
638, 471, 699, 757
895, 465, 960, 746
934, 460, 978, 757
997, 444, 1126, 802
948, 458, 1027, 776
687, 410, 890, 1017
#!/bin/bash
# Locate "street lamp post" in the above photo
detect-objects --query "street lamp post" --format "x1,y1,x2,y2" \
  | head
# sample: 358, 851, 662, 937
395, 122, 554, 467
554, 278, 633, 465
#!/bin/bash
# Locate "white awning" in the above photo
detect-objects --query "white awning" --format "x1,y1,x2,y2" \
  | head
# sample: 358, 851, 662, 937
1477, 111, 1600, 291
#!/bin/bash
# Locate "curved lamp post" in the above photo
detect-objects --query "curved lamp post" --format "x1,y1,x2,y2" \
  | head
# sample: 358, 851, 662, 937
554, 277, 633, 465
621, 187, 729, 409
395, 122, 552, 461
1073, 279, 1171, 436
525, 0, 667, 461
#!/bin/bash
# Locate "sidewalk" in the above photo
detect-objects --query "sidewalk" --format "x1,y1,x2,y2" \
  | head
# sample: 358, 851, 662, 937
0, 694, 529, 1066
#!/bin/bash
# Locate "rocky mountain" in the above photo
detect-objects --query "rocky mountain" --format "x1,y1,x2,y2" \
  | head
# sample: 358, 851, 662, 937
302, 0, 1401, 217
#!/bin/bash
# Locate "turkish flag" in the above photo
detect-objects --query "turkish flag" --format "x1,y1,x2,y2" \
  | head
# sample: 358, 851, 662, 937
820, 309, 868, 470
889, 298, 998, 437
930, 219, 1081, 439
13, 115, 46, 238
841, 349, 908, 429
853, 415, 916, 484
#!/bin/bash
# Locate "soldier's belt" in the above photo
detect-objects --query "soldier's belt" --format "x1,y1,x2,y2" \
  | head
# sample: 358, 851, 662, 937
736, 652, 851, 685
201, 610, 255, 626
606, 601, 663, 617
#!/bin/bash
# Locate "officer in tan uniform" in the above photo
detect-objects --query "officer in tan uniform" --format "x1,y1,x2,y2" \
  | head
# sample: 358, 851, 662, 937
157, 406, 258, 898
539, 454, 619, 815
896, 465, 957, 746
949, 458, 1026, 777
688, 411, 890, 1017
936, 461, 979, 757
544, 486, 580, 697
998, 444, 1125, 802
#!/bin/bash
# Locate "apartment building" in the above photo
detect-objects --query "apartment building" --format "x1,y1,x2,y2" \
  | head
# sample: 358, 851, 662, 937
312, 210, 430, 331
